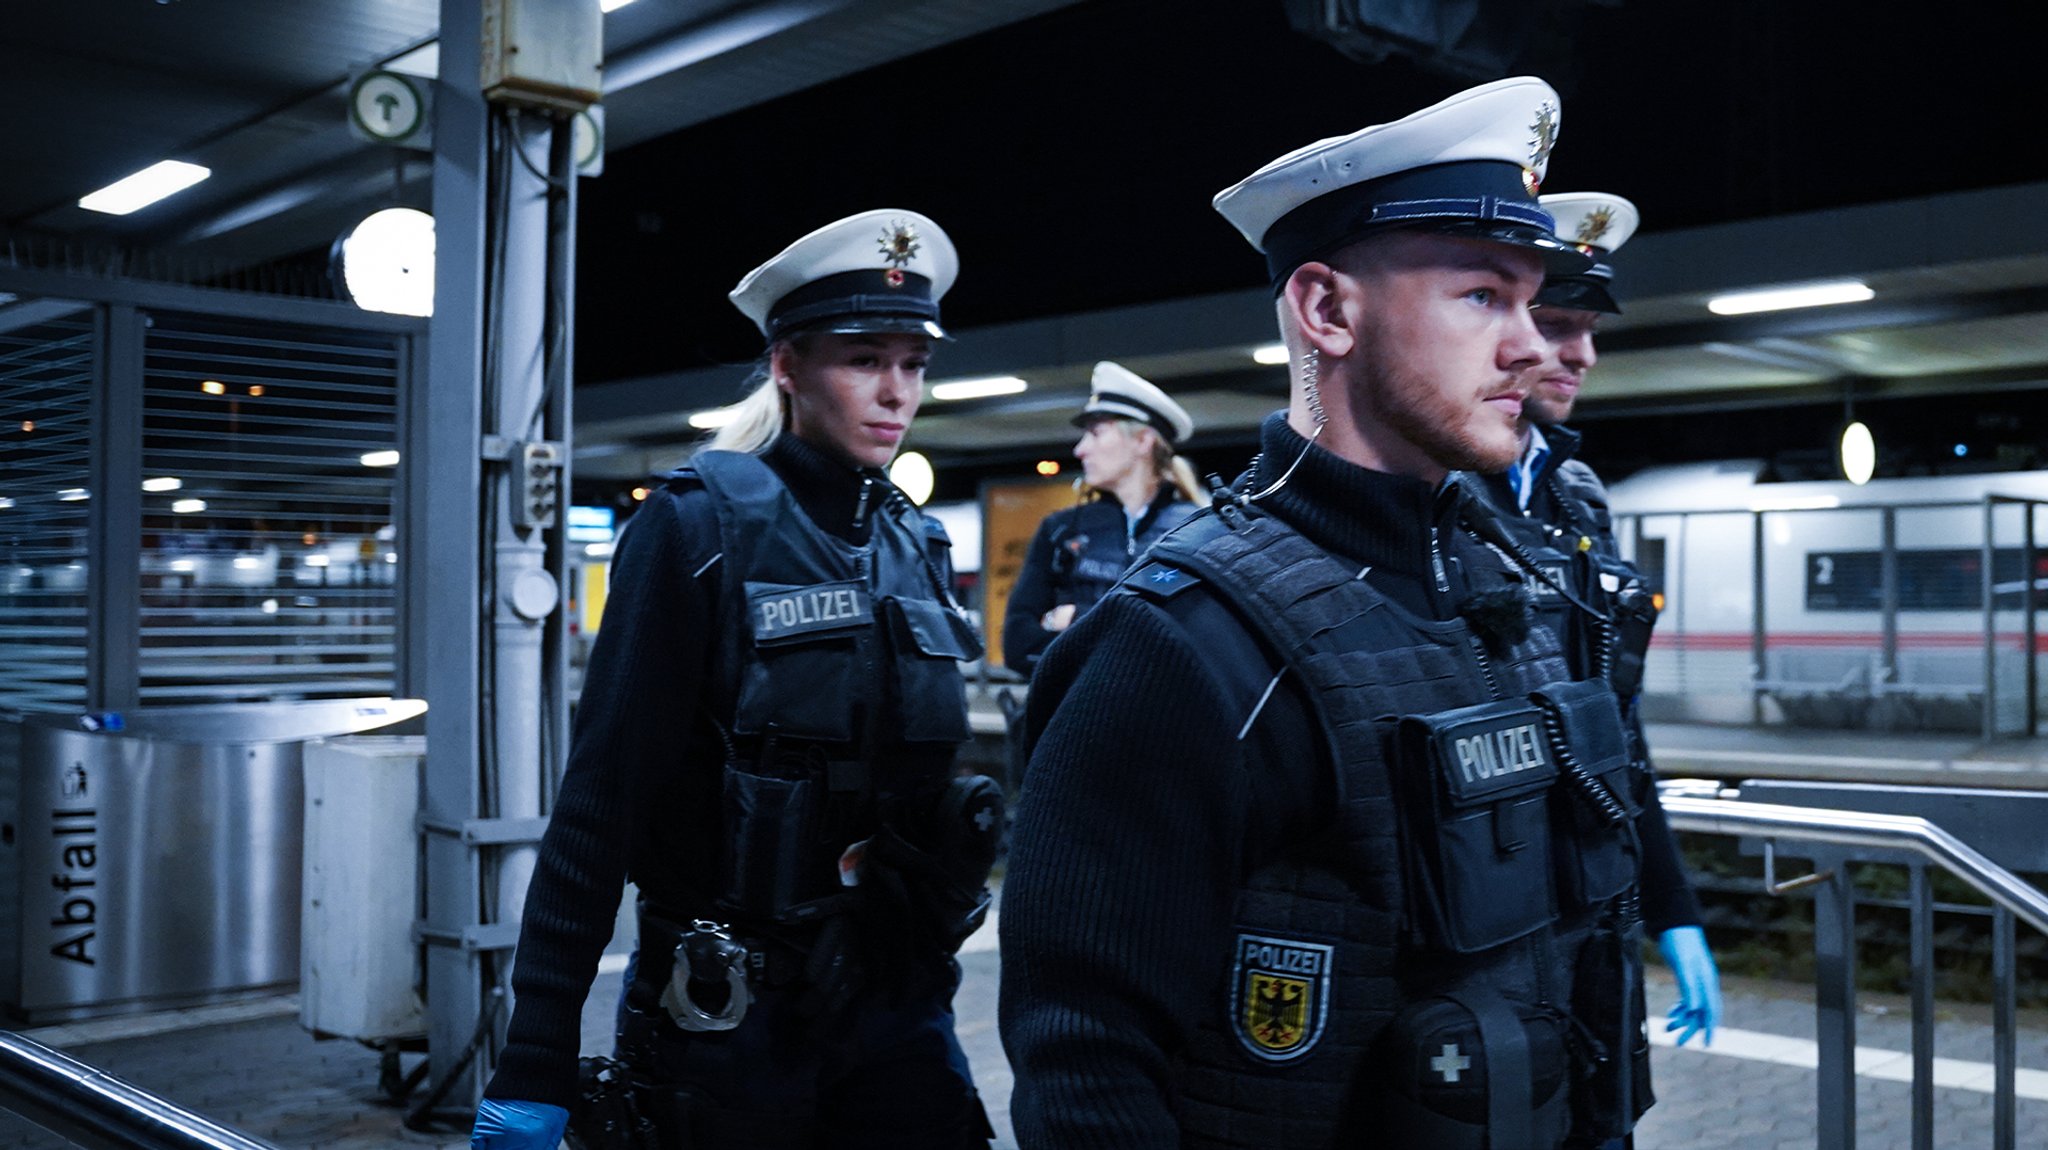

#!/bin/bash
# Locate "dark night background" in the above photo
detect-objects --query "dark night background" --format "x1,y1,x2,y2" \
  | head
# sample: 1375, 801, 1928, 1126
566, 0, 2042, 497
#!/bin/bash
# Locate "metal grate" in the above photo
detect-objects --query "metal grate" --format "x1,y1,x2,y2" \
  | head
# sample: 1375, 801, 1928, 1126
0, 304, 94, 713
139, 313, 401, 703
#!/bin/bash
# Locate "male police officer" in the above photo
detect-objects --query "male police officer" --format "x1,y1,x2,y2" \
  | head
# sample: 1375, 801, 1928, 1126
1482, 191, 1723, 1058
1000, 79, 1692, 1149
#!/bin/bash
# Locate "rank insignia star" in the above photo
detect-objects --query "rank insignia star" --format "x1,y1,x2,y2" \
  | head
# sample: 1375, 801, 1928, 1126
1576, 205, 1615, 245
1528, 102, 1558, 170
878, 221, 921, 269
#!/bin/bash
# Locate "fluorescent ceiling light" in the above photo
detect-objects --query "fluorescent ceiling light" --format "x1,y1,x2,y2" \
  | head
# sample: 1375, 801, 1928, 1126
305, 554, 331, 568
0, 497, 14, 509
584, 541, 616, 558
929, 377, 1027, 402
1707, 279, 1873, 316
169, 559, 196, 573
58, 488, 89, 502
232, 556, 261, 570
361, 449, 401, 467
78, 160, 211, 216
142, 476, 183, 492
171, 498, 206, 514
1251, 343, 1290, 366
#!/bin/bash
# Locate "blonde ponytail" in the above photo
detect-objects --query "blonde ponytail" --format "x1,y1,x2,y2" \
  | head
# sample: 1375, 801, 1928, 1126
1167, 454, 1211, 507
705, 357, 789, 455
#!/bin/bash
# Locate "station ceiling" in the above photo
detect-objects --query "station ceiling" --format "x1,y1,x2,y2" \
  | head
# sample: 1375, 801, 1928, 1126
4, 2, 2042, 484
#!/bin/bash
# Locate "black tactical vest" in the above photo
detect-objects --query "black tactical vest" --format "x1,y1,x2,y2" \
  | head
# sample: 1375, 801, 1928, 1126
692, 449, 978, 750
685, 451, 982, 922
1132, 503, 1626, 1149
1048, 496, 1201, 616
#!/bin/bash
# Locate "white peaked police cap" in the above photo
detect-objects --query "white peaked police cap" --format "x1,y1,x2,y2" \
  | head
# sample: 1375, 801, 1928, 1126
729, 209, 959, 341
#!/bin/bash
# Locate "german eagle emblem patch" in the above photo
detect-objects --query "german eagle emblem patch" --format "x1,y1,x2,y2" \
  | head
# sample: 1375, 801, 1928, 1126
1230, 933, 1333, 1063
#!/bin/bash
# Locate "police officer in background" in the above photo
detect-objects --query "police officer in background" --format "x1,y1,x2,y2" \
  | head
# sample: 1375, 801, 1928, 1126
1001, 79, 1696, 1149
473, 210, 1001, 1150
1482, 190, 1722, 1056
1002, 362, 1207, 674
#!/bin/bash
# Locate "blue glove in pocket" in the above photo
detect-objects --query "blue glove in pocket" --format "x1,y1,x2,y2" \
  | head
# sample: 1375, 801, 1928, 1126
472, 1097, 569, 1149
1658, 925, 1722, 1047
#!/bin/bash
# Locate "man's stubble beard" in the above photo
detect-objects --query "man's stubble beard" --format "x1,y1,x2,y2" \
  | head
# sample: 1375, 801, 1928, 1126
1355, 319, 1522, 474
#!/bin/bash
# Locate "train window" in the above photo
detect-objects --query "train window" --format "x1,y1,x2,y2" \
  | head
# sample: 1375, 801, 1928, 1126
1805, 548, 2047, 612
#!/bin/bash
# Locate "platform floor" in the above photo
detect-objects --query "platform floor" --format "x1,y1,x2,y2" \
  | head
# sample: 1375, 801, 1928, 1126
6, 910, 2048, 1150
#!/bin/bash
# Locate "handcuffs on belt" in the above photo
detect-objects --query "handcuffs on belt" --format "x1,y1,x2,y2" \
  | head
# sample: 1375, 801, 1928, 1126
659, 919, 752, 1032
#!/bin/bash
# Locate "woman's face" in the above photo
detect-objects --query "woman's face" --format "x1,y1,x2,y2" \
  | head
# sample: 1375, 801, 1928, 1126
777, 332, 931, 469
1073, 417, 1153, 492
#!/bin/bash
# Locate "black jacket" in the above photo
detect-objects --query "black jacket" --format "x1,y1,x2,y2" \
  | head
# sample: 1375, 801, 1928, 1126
484, 433, 955, 1108
1002, 489, 1198, 673
997, 414, 1699, 1148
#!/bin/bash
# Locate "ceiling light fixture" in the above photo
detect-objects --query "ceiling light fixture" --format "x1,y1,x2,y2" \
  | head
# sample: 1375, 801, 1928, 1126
334, 208, 436, 317
1707, 279, 1874, 316
58, 488, 89, 502
171, 498, 207, 514
78, 160, 211, 216
142, 477, 183, 492
1839, 421, 1876, 486
201, 380, 226, 395
688, 407, 740, 429
360, 449, 401, 467
929, 377, 1027, 402
1251, 343, 1290, 366
890, 451, 935, 505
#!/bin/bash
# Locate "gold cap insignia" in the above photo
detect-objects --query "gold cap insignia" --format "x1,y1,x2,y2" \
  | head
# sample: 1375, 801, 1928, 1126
878, 221, 921, 270
1576, 206, 1615, 246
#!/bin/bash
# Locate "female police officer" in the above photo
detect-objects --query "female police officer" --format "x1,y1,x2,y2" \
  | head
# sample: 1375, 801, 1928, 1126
1001, 362, 1206, 674
473, 210, 1000, 1149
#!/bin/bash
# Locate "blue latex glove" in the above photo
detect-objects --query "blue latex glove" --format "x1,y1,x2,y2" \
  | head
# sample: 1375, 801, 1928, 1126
1658, 925, 1722, 1048
472, 1098, 568, 1149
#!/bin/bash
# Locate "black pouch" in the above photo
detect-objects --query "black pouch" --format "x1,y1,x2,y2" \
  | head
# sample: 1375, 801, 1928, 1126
716, 758, 823, 917
734, 579, 869, 741
1569, 923, 1655, 1141
567, 1055, 680, 1150
1530, 680, 1640, 911
1396, 699, 1560, 953
885, 596, 979, 744
1367, 988, 1571, 1150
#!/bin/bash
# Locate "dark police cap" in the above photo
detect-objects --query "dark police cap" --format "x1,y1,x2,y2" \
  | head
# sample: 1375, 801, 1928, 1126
729, 209, 958, 342
1212, 77, 1593, 287
1534, 192, 1640, 315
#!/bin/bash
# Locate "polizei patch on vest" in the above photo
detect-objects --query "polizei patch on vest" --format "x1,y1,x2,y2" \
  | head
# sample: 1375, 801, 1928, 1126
1432, 702, 1556, 805
1229, 933, 1334, 1063
746, 579, 873, 646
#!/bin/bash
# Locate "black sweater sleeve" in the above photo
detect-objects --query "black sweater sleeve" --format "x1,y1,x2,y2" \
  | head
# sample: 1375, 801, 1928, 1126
998, 593, 1313, 1149
1001, 516, 1064, 674
484, 489, 718, 1107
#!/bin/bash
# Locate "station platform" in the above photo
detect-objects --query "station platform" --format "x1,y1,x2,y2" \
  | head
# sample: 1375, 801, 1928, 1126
4, 908, 2046, 1149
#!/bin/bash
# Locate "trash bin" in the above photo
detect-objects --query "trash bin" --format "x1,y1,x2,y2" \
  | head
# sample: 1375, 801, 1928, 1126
3, 698, 425, 1022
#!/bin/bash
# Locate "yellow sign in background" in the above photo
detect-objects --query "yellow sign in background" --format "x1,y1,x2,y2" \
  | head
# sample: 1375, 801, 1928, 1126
979, 479, 1081, 669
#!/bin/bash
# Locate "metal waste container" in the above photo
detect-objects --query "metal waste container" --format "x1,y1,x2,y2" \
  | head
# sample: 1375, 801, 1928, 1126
3, 698, 425, 1022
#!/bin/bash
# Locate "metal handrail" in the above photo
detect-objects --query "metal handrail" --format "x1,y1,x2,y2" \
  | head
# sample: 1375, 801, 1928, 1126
0, 1030, 280, 1150
1661, 784, 2042, 1150
1661, 794, 2048, 935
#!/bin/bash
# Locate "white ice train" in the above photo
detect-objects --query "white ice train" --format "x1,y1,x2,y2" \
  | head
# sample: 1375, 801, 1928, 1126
1602, 462, 2048, 736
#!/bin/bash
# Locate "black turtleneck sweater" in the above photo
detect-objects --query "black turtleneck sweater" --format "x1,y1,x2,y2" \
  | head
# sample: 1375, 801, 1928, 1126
485, 433, 921, 1108
997, 414, 1698, 1149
